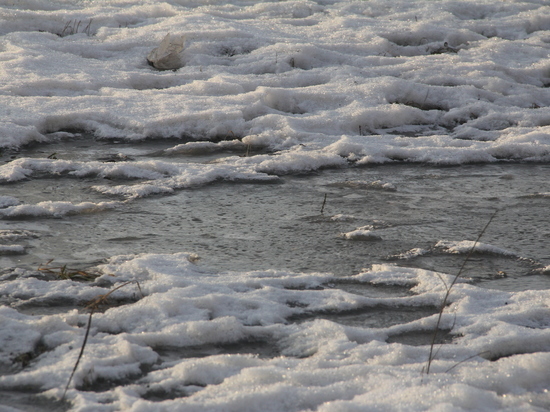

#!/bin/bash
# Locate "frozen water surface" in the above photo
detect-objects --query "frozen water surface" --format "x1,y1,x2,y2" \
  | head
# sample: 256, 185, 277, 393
1, 0, 550, 411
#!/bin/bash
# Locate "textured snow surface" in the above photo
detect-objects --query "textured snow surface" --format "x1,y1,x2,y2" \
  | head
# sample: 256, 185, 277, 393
1, 0, 550, 411
2, 0, 550, 211
0, 254, 549, 411
2, 0, 550, 163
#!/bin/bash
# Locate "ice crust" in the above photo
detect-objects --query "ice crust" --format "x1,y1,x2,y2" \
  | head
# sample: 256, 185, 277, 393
435, 239, 519, 256
341, 227, 382, 241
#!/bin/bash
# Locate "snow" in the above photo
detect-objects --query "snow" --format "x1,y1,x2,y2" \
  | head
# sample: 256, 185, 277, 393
391, 240, 520, 260
0, 244, 25, 255
0, 255, 549, 411
2, 0, 550, 161
340, 227, 382, 241
0, 200, 123, 218
1, 0, 550, 411
0, 229, 37, 241
0, 196, 20, 208
435, 239, 519, 256
1, 0, 550, 208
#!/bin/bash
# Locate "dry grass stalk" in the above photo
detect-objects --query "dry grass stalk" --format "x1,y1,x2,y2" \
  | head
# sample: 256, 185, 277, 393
38, 259, 100, 281
320, 193, 327, 214
425, 209, 498, 374
61, 280, 143, 401
60, 19, 93, 37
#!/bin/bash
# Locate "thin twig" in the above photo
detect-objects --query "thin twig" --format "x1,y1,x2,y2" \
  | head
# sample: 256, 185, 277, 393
320, 193, 327, 214
425, 209, 498, 374
445, 351, 491, 373
86, 280, 142, 311
60, 21, 71, 37
38, 260, 99, 281
61, 281, 143, 401
61, 310, 93, 401
84, 19, 93, 36
434, 271, 449, 291
420, 89, 430, 110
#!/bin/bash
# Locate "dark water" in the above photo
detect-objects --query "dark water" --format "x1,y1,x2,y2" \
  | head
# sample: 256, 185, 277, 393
1, 138, 550, 292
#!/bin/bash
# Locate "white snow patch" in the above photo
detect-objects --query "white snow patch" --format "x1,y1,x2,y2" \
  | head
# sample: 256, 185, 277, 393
0, 200, 123, 218
0, 255, 547, 410
392, 247, 431, 260
0, 196, 20, 208
436, 240, 518, 256
341, 227, 382, 241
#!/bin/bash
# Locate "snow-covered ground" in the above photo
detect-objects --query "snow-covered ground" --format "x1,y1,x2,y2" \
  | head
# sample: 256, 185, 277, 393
1, 0, 550, 411
1, 254, 549, 411
1, 0, 550, 199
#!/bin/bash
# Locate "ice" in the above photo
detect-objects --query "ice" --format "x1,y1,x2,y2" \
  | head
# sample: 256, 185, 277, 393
391, 247, 430, 260
0, 200, 122, 218
0, 157, 279, 203
330, 214, 356, 222
0, 245, 25, 255
0, 197, 20, 208
1, 0, 550, 410
0, 230, 37, 241
0, 231, 36, 256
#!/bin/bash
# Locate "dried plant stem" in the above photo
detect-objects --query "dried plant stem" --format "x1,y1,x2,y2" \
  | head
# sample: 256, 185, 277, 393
61, 311, 93, 401
320, 193, 327, 214
445, 351, 491, 373
425, 209, 498, 374
61, 280, 142, 401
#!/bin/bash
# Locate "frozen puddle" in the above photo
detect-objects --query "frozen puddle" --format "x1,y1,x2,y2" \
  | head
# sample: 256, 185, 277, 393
288, 304, 439, 330
0, 391, 69, 412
